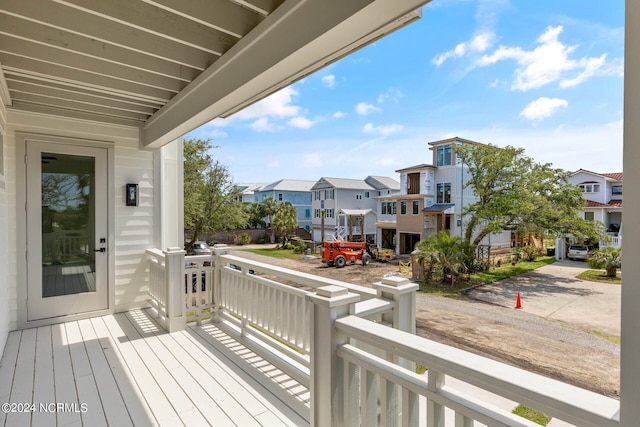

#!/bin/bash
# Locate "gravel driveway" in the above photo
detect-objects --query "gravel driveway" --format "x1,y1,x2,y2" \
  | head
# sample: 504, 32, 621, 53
466, 259, 621, 336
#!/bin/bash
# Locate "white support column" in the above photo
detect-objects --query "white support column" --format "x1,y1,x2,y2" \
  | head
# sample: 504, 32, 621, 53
212, 244, 231, 323
164, 247, 186, 332
621, 0, 640, 423
308, 285, 360, 427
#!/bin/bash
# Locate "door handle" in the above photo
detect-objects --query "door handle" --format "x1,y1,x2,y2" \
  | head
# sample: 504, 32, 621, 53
93, 248, 106, 253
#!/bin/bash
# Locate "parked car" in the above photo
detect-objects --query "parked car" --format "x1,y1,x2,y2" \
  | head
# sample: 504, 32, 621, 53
185, 241, 212, 256
567, 245, 589, 260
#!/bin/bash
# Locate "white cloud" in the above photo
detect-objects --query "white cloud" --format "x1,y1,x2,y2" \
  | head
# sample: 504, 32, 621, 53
235, 86, 300, 120
302, 153, 323, 168
250, 117, 276, 132
356, 102, 381, 116
377, 88, 404, 104
433, 31, 495, 66
520, 97, 568, 121
322, 74, 336, 88
332, 111, 345, 119
362, 123, 404, 136
287, 116, 314, 129
477, 25, 612, 91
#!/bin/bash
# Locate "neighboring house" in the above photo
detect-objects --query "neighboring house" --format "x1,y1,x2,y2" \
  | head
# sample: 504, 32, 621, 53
254, 179, 315, 231
310, 176, 399, 242
568, 169, 623, 247
384, 137, 511, 254
234, 183, 268, 204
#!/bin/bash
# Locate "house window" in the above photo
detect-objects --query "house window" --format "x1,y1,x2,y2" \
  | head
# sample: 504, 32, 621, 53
585, 212, 594, 221
400, 201, 407, 215
355, 194, 363, 200
326, 209, 334, 218
314, 191, 321, 200
407, 173, 420, 195
612, 185, 623, 195
436, 183, 451, 203
326, 189, 334, 200
314, 209, 320, 218
364, 191, 370, 199
392, 202, 397, 214
579, 183, 600, 193
436, 145, 453, 167
412, 200, 420, 215
305, 209, 311, 218
381, 202, 387, 215
278, 193, 283, 201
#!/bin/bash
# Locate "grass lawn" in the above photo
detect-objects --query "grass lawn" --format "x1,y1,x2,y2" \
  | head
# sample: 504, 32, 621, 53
512, 405, 552, 425
417, 256, 556, 297
470, 256, 556, 285
240, 248, 304, 260
576, 269, 621, 284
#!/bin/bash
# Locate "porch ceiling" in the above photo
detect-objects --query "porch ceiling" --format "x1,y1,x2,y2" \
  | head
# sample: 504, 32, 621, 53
0, 0, 428, 148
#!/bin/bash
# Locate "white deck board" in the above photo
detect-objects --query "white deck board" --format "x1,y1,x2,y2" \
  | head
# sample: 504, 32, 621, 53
0, 312, 310, 426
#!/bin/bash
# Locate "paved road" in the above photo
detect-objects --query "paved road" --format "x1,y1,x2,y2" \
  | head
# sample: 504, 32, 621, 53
466, 259, 621, 336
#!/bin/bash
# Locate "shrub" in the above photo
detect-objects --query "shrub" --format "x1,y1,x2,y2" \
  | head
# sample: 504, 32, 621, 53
256, 234, 271, 244
521, 245, 539, 262
235, 233, 251, 245
291, 237, 306, 253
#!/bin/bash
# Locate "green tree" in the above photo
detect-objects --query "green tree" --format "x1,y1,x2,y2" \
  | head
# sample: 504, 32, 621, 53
183, 138, 248, 249
271, 201, 298, 245
588, 247, 622, 278
454, 144, 605, 248
415, 231, 467, 283
246, 203, 266, 229
260, 196, 279, 242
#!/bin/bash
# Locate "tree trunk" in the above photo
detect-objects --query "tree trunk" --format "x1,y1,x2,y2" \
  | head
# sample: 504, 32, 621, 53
606, 266, 617, 278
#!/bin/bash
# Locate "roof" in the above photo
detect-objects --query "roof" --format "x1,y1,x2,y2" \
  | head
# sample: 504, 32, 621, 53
339, 209, 374, 216
259, 179, 315, 192
311, 177, 374, 191
236, 183, 268, 194
365, 176, 400, 190
572, 169, 623, 181
0, 1, 426, 148
423, 203, 455, 212
395, 164, 435, 173
586, 200, 623, 208
427, 136, 484, 146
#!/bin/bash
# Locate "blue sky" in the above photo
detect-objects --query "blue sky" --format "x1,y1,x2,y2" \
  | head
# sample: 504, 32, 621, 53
185, 0, 624, 184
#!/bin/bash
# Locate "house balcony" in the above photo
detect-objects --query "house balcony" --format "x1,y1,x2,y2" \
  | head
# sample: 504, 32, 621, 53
1, 245, 620, 426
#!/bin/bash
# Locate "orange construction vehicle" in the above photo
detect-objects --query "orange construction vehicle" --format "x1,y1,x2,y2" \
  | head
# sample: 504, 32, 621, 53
322, 239, 372, 268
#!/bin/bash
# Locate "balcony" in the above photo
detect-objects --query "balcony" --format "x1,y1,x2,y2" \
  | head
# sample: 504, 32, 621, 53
1, 245, 620, 426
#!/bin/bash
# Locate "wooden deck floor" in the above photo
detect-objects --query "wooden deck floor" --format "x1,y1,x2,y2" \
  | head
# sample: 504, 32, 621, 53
0, 311, 309, 427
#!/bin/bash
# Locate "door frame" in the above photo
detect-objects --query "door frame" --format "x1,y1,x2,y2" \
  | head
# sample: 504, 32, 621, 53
16, 132, 115, 329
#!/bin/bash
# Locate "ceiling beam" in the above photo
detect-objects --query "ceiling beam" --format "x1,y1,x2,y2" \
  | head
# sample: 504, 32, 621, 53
142, 0, 264, 38
0, 0, 214, 70
55, 0, 239, 54
8, 80, 158, 115
0, 36, 187, 93
232, 0, 284, 16
10, 101, 146, 127
5, 75, 166, 109
1, 54, 176, 103
142, 0, 429, 148
0, 14, 200, 82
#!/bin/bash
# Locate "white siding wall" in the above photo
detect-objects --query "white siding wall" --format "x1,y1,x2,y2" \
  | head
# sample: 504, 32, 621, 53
0, 103, 8, 351
6, 111, 155, 328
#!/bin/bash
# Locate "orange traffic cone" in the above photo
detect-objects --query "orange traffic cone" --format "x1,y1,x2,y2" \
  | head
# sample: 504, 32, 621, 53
515, 292, 522, 309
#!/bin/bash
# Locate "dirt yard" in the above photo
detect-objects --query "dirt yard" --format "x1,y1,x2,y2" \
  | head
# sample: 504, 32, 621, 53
232, 250, 620, 398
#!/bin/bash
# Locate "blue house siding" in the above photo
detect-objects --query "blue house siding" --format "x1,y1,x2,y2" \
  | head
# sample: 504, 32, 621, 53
254, 189, 313, 230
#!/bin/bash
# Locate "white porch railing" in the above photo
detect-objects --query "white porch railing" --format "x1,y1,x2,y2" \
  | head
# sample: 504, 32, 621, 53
601, 235, 622, 248
146, 244, 620, 427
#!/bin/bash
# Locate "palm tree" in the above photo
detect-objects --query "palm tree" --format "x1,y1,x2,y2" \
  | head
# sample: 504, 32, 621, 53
272, 201, 298, 245
415, 231, 467, 283
588, 246, 621, 278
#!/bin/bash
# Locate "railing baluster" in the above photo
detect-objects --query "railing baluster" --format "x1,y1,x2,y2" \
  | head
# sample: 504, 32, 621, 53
454, 412, 474, 427
361, 368, 378, 426
426, 369, 445, 427
402, 388, 419, 427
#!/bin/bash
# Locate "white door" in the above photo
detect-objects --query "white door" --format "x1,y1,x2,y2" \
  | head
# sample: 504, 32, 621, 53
26, 141, 109, 321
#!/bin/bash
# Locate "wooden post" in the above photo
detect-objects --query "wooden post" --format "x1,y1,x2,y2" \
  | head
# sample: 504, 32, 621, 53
164, 247, 186, 332
321, 210, 325, 245
348, 215, 353, 241
360, 214, 365, 242
308, 285, 360, 427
